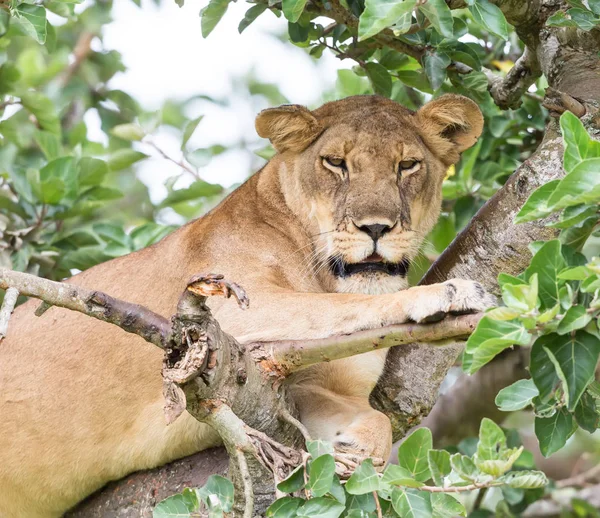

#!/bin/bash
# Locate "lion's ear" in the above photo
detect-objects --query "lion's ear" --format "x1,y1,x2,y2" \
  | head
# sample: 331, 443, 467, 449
255, 104, 323, 153
416, 94, 484, 164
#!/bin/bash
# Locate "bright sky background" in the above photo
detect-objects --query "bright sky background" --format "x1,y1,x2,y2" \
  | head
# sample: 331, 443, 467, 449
100, 0, 349, 208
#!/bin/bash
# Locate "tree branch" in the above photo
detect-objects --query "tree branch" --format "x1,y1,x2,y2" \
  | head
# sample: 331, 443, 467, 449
0, 287, 18, 343
0, 268, 170, 349
485, 48, 542, 110
260, 313, 481, 375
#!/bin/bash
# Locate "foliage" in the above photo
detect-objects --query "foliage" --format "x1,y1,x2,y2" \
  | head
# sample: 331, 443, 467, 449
466, 112, 600, 455
0, 0, 230, 286
157, 421, 550, 517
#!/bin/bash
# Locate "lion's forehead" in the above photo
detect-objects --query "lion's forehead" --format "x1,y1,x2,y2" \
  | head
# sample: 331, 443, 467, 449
317, 125, 426, 161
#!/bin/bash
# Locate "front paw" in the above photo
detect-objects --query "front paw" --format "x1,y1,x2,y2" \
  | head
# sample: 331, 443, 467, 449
406, 279, 496, 324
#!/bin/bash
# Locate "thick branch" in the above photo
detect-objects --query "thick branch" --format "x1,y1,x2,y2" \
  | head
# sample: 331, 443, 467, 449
485, 48, 542, 110
0, 268, 170, 348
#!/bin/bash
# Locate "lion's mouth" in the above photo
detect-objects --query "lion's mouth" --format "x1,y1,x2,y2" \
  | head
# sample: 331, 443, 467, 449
328, 254, 410, 278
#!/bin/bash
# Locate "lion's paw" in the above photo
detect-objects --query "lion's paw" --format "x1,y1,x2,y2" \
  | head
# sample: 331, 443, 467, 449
332, 409, 392, 470
406, 279, 496, 324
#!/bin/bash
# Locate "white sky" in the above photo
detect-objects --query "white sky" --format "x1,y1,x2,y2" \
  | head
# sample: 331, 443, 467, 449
99, 0, 348, 208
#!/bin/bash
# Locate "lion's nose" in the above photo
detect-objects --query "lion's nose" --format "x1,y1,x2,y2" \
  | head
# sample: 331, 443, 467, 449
358, 223, 392, 242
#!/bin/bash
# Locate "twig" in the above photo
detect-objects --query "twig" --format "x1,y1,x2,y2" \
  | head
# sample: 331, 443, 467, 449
0, 287, 18, 343
556, 462, 600, 488
59, 32, 95, 87
235, 449, 254, 518
278, 406, 312, 442
145, 138, 201, 180
414, 482, 501, 493
374, 490, 383, 518
0, 268, 170, 349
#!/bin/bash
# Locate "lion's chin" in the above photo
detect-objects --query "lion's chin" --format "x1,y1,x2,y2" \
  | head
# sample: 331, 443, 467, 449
333, 272, 409, 295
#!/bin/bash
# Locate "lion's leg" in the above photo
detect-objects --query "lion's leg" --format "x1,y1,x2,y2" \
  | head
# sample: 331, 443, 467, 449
288, 351, 392, 462
214, 279, 494, 344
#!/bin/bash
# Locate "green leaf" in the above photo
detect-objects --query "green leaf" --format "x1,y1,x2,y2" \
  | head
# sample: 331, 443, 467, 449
469, 0, 510, 39
535, 408, 575, 457
307, 454, 336, 497
296, 497, 345, 518
238, 3, 268, 33
450, 453, 479, 482
551, 204, 598, 229
574, 391, 600, 432
391, 488, 432, 518
358, 0, 416, 41
423, 52, 450, 91
34, 130, 62, 160
282, 0, 308, 23
560, 111, 600, 172
181, 116, 204, 150
463, 317, 530, 374
38, 156, 78, 204
382, 464, 424, 488
20, 91, 60, 135
398, 428, 432, 482
328, 476, 346, 504
306, 439, 334, 459
560, 216, 596, 252
427, 449, 451, 486
107, 149, 148, 171
78, 157, 109, 187
477, 418, 506, 461
364, 62, 392, 97
558, 265, 590, 280
546, 158, 600, 210
557, 305, 592, 335
277, 464, 305, 493
130, 223, 175, 249
501, 275, 538, 313
530, 335, 560, 403
14, 4, 47, 44
346, 458, 381, 494
498, 470, 549, 489
524, 240, 565, 309
495, 379, 539, 412
111, 123, 145, 141
418, 0, 453, 37
266, 497, 304, 518
544, 330, 600, 410
200, 0, 230, 37
431, 493, 466, 518
514, 180, 560, 223
196, 475, 234, 513
153, 488, 198, 517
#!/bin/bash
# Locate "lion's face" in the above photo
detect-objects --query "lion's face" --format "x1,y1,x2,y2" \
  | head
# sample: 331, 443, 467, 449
256, 95, 483, 294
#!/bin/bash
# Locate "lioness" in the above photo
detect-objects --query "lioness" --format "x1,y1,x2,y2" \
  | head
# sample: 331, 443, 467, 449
0, 94, 492, 517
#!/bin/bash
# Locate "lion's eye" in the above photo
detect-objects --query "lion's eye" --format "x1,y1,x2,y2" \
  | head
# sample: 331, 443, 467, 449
323, 157, 346, 169
398, 160, 420, 175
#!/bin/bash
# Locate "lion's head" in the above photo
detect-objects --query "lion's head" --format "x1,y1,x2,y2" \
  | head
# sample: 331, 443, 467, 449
256, 94, 483, 294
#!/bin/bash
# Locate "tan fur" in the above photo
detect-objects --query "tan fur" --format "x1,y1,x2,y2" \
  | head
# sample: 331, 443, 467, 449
0, 95, 488, 517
